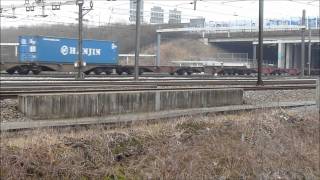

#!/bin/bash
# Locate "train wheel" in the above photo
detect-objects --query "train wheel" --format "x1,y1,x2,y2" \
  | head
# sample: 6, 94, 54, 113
6, 68, 16, 75
32, 69, 41, 75
117, 71, 123, 75
177, 70, 186, 75
17, 67, 29, 75
105, 70, 112, 75
127, 69, 134, 75
187, 71, 192, 75
94, 68, 103, 75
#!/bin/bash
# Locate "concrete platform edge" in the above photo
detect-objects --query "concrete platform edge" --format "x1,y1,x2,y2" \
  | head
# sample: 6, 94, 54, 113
1, 101, 316, 131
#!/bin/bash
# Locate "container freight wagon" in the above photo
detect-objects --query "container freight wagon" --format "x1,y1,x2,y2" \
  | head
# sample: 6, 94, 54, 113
3, 35, 202, 75
5, 35, 119, 75
1, 35, 301, 76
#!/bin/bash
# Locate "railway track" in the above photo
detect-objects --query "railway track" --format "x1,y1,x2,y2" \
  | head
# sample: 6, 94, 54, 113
0, 76, 298, 82
1, 79, 316, 86
1, 73, 317, 80
1, 78, 317, 99
0, 72, 275, 78
0, 84, 316, 99
1, 73, 249, 79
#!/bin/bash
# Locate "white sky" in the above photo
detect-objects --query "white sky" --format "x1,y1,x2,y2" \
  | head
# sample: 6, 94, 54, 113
1, 0, 319, 28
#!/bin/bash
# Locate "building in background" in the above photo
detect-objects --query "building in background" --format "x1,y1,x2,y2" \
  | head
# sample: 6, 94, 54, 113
129, 0, 144, 23
150, 6, 164, 24
189, 18, 205, 28
168, 8, 181, 24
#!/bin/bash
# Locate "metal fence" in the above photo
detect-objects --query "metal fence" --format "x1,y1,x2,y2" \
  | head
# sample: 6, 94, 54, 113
207, 16, 320, 30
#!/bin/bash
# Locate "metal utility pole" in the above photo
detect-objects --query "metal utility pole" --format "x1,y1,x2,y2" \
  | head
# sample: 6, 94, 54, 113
308, 20, 312, 76
301, 9, 306, 77
12, 6, 16, 18
75, 0, 93, 79
77, 0, 84, 79
156, 32, 161, 66
134, 0, 141, 81
257, 0, 264, 86
41, 4, 46, 17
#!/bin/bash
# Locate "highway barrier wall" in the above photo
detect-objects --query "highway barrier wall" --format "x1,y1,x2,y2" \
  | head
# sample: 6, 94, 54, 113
18, 89, 243, 120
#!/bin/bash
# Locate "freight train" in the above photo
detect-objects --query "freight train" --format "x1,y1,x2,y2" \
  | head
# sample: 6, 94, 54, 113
0, 35, 302, 76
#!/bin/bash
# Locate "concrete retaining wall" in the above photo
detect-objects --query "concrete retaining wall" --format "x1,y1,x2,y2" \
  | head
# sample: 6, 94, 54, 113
317, 78, 320, 109
18, 89, 243, 120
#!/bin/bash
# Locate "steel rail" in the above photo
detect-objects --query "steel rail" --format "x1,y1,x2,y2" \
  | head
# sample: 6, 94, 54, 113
1, 73, 315, 79
0, 84, 316, 99
1, 79, 316, 86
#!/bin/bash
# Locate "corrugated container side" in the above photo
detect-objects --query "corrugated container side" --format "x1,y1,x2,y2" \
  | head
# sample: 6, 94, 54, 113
19, 35, 118, 65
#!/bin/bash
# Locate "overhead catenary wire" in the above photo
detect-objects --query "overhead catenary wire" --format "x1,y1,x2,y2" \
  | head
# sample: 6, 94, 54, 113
1, 0, 319, 27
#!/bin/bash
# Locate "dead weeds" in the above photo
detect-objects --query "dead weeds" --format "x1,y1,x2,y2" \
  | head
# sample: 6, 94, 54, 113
1, 108, 319, 179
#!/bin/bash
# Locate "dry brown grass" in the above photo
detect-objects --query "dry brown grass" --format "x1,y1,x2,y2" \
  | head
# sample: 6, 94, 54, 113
1, 108, 319, 179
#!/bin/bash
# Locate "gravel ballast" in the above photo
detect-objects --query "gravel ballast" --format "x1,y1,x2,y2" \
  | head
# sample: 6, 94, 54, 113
0, 99, 28, 122
244, 89, 316, 105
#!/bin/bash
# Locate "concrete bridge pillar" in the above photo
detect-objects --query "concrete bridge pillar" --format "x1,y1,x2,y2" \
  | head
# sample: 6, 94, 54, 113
285, 44, 293, 69
253, 44, 257, 67
277, 43, 285, 68
293, 44, 301, 69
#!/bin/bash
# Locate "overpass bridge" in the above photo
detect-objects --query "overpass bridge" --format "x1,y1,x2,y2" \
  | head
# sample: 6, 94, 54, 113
156, 26, 320, 70
207, 30, 320, 70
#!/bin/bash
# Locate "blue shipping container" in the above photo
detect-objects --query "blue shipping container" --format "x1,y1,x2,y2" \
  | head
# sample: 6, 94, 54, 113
18, 35, 118, 64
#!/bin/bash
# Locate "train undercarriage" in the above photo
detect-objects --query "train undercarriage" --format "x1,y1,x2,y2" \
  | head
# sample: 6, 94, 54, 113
2, 62, 318, 76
